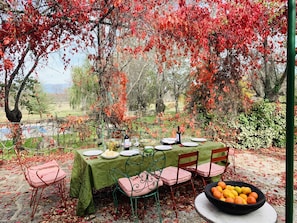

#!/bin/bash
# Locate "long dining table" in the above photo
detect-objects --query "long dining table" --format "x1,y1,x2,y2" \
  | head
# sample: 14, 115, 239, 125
69, 141, 224, 216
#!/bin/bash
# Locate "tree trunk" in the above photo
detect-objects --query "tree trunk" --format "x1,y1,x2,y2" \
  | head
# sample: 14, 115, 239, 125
156, 98, 165, 114
5, 107, 22, 123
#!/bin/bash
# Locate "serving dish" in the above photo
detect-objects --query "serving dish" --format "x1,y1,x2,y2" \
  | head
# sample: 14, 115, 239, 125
204, 181, 266, 215
101, 151, 120, 159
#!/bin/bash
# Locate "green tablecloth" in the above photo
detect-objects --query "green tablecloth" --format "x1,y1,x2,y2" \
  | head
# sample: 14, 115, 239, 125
70, 141, 224, 216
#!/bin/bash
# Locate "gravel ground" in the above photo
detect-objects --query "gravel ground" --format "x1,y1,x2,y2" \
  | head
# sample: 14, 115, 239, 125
0, 148, 296, 222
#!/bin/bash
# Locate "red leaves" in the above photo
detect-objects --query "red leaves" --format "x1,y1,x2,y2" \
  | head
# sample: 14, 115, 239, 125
3, 37, 12, 45
3, 59, 14, 70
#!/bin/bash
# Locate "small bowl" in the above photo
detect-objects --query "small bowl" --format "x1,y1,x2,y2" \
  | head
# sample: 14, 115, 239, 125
204, 181, 266, 215
144, 146, 154, 154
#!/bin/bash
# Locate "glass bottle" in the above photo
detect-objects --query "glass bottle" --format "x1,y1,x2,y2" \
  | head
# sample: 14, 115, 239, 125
123, 130, 130, 150
176, 126, 181, 144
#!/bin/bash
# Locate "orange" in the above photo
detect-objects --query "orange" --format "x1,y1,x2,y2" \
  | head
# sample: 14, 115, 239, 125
225, 197, 234, 203
234, 196, 244, 205
247, 196, 257, 204
213, 190, 222, 199
217, 181, 226, 189
211, 187, 218, 194
249, 192, 258, 200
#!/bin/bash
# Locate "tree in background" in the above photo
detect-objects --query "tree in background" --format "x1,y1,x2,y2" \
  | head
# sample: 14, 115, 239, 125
70, 59, 97, 112
20, 79, 52, 119
125, 59, 157, 113
166, 55, 192, 113
149, 0, 287, 114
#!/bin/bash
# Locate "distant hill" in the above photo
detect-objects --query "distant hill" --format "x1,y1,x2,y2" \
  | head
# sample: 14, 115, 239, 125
42, 83, 71, 94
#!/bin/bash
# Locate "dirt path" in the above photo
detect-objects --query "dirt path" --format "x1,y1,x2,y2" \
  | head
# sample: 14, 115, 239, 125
0, 148, 296, 222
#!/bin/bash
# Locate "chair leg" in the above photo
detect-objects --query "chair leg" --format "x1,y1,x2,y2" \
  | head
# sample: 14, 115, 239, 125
201, 177, 207, 188
154, 192, 162, 223
129, 197, 139, 222
58, 180, 66, 207
190, 179, 197, 196
30, 187, 45, 219
30, 180, 66, 219
169, 186, 178, 218
30, 188, 38, 207
134, 198, 138, 221
112, 187, 119, 213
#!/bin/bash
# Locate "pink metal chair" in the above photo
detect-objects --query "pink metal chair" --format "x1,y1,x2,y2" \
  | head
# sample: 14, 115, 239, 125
196, 147, 229, 187
111, 150, 165, 222
16, 150, 66, 219
159, 151, 198, 217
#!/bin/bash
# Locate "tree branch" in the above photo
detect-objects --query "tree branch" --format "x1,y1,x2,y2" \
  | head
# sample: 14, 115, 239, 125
127, 63, 148, 97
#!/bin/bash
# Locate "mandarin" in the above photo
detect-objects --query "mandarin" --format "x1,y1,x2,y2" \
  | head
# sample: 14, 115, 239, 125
225, 197, 234, 203
211, 187, 218, 193
247, 196, 257, 204
234, 196, 244, 205
213, 190, 222, 199
249, 192, 259, 199
217, 181, 226, 189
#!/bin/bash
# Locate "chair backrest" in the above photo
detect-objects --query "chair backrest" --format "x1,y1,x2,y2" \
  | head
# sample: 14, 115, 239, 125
210, 147, 229, 164
147, 150, 166, 176
209, 147, 229, 176
14, 147, 30, 177
124, 150, 166, 178
177, 151, 199, 180
124, 154, 145, 177
178, 151, 199, 169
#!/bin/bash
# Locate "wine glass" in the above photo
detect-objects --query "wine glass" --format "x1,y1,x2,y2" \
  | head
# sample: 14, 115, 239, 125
131, 136, 139, 147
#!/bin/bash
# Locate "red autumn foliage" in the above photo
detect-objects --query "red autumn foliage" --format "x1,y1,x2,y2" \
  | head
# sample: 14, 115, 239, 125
0, 0, 289, 126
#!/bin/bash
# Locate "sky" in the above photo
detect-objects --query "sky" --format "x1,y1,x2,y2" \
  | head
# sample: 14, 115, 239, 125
37, 49, 86, 85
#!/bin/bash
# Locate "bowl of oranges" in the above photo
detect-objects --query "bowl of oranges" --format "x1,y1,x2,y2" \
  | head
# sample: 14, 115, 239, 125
204, 181, 266, 215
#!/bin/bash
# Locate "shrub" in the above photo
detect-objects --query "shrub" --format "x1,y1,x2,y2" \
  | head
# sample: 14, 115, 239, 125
234, 101, 286, 149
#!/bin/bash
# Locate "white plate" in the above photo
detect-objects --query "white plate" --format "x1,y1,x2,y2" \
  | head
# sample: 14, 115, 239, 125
101, 151, 120, 159
182, 142, 199, 147
154, 145, 172, 151
120, 150, 140, 157
144, 146, 154, 149
162, 138, 176, 144
83, 150, 103, 156
191, 138, 207, 142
